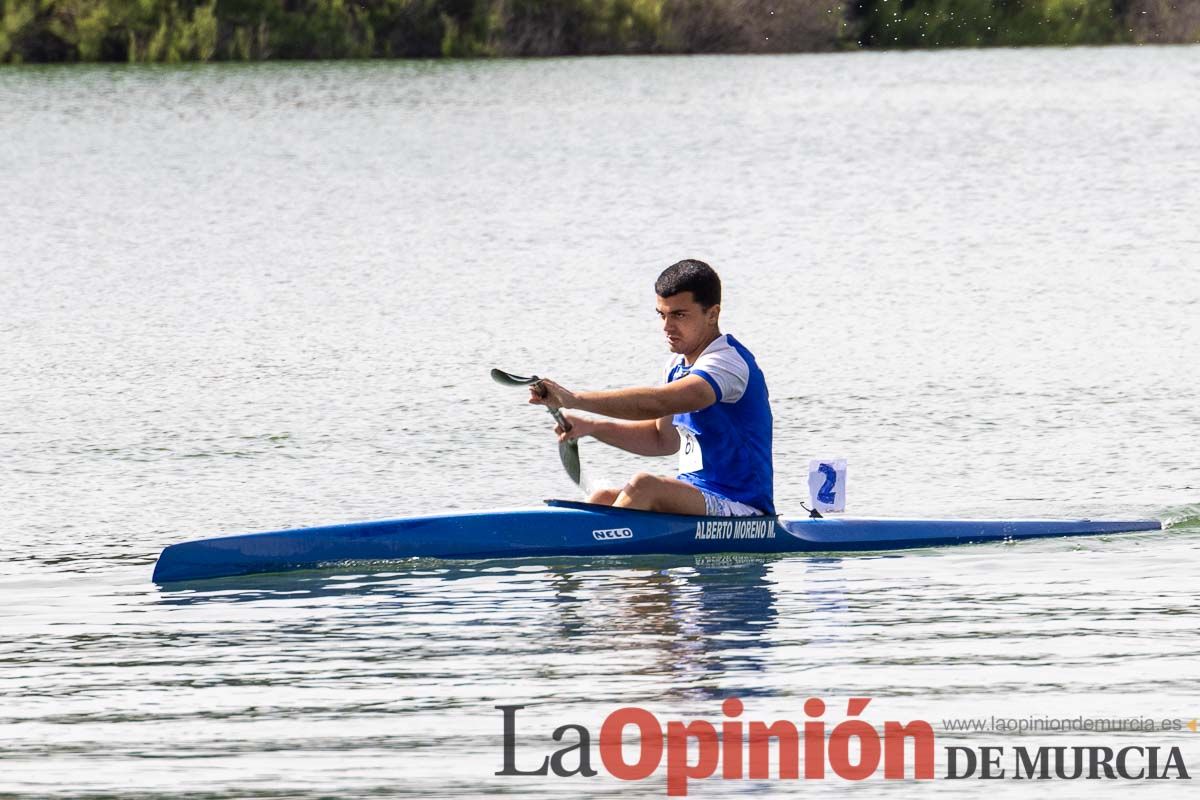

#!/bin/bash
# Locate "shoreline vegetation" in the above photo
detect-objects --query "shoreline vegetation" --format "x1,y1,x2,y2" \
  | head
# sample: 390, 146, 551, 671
1, 0, 1197, 63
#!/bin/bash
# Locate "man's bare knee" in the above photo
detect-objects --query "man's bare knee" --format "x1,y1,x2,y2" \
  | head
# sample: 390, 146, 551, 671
615, 473, 706, 515
587, 488, 620, 505
617, 473, 664, 511
624, 472, 658, 495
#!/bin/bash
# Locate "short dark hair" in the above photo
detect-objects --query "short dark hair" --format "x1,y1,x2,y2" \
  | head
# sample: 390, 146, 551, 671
655, 259, 721, 309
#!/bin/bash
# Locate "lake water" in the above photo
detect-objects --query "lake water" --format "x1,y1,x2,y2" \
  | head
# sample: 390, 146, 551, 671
3, 46, 1199, 797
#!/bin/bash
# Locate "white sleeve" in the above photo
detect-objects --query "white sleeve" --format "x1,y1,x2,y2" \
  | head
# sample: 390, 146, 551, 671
690, 347, 750, 403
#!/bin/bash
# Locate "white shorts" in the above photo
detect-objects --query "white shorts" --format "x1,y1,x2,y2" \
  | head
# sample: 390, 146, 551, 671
697, 489, 765, 517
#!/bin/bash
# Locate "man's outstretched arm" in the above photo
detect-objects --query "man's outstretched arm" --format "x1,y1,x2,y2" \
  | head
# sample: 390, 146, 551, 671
533, 375, 716, 421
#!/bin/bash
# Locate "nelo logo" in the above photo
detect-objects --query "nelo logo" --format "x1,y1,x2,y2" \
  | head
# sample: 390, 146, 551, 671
592, 528, 633, 540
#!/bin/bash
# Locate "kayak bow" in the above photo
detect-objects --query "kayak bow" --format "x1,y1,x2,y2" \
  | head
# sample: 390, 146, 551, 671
151, 500, 1161, 583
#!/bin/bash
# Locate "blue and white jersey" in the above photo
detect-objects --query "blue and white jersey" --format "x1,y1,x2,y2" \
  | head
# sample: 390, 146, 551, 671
663, 334, 774, 515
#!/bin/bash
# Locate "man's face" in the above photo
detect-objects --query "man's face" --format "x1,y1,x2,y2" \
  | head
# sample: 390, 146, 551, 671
656, 292, 719, 354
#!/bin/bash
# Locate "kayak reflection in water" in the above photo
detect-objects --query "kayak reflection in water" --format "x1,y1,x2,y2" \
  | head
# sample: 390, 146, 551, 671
529, 259, 774, 517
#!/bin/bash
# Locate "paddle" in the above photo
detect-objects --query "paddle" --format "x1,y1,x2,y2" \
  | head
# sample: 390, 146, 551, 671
490, 368, 582, 486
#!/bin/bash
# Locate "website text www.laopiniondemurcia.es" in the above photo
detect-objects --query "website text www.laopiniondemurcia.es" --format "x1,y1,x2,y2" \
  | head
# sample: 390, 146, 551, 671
496, 697, 1192, 795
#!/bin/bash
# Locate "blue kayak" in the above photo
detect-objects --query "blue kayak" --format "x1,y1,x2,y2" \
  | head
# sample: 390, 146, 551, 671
151, 499, 1161, 583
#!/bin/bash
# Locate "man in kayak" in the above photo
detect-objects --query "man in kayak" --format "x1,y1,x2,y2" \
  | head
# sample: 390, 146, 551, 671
529, 259, 774, 517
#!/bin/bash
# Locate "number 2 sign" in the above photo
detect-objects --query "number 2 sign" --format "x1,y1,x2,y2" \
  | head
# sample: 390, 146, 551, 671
808, 458, 847, 513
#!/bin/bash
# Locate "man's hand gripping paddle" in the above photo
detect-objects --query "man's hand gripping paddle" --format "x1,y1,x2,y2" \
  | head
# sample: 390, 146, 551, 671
490, 368, 582, 486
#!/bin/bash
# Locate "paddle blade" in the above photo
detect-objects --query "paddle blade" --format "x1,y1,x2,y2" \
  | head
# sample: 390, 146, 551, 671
490, 368, 538, 386
559, 439, 582, 486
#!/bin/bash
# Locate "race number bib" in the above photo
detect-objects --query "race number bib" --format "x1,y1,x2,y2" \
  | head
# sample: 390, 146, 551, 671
678, 427, 704, 473
808, 458, 847, 513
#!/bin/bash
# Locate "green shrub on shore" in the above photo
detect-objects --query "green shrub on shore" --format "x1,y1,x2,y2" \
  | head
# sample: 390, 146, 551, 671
0, 0, 1195, 62
848, 0, 1126, 48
